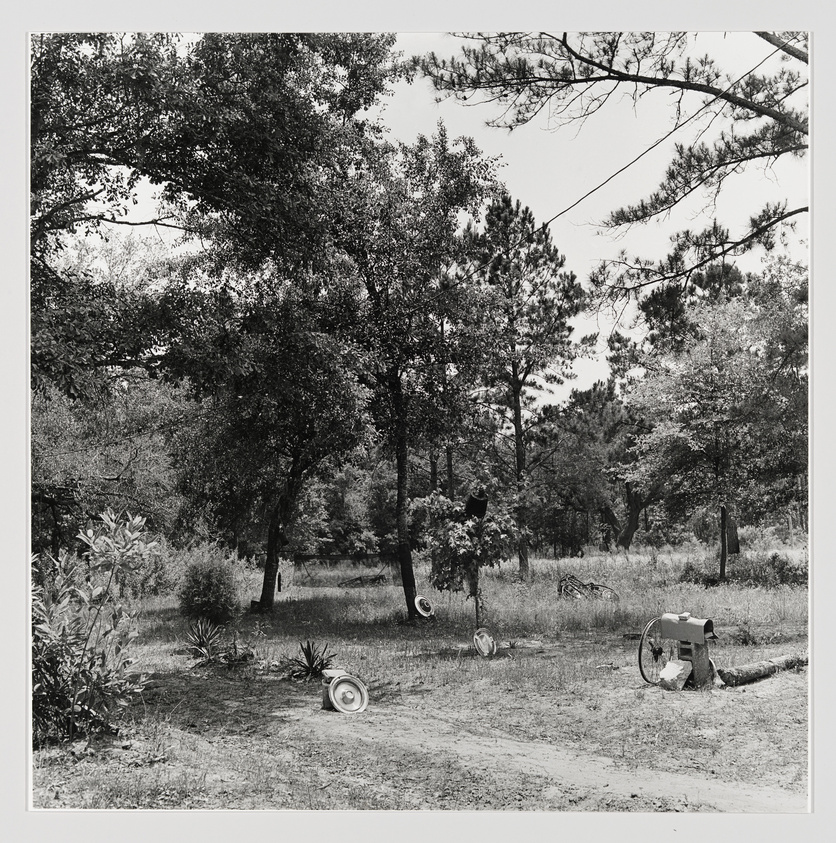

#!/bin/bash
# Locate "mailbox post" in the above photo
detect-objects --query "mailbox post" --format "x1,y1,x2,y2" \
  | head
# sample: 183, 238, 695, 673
659, 612, 718, 689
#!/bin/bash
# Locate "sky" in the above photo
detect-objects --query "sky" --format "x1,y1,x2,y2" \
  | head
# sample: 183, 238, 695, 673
382, 33, 808, 278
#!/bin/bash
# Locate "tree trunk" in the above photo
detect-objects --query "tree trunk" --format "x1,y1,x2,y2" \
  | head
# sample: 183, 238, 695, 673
392, 374, 418, 618
257, 469, 303, 610
615, 483, 644, 549
727, 513, 740, 554
599, 505, 620, 549
258, 504, 283, 610
717, 653, 807, 687
719, 504, 728, 581
429, 451, 438, 492
602, 482, 650, 550
511, 367, 529, 580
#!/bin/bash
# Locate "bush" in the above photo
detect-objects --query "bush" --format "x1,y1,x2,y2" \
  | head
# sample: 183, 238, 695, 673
177, 553, 239, 625
679, 558, 722, 587
679, 550, 807, 588
116, 541, 168, 598
32, 511, 151, 745
282, 640, 338, 681
729, 551, 808, 587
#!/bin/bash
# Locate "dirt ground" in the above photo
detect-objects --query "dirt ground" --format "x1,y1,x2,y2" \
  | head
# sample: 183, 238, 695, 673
32, 638, 809, 812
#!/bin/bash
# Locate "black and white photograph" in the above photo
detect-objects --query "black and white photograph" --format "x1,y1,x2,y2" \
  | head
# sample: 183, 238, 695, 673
23, 20, 816, 823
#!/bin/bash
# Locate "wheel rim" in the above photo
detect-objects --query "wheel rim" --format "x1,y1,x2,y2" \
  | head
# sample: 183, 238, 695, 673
562, 581, 584, 599
328, 675, 369, 713
638, 617, 677, 684
414, 595, 434, 617
473, 628, 497, 657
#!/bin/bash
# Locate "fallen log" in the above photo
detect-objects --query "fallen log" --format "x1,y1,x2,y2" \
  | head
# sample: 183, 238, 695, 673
717, 653, 808, 687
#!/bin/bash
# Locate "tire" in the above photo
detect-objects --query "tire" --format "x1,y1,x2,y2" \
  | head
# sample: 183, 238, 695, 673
559, 576, 586, 599
588, 583, 620, 602
638, 616, 678, 685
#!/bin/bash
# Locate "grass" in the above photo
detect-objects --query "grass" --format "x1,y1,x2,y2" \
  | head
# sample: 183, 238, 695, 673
129, 544, 808, 708
32, 543, 809, 811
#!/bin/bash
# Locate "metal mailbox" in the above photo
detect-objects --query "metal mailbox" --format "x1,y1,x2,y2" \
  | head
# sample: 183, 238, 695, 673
659, 612, 718, 644
660, 612, 718, 689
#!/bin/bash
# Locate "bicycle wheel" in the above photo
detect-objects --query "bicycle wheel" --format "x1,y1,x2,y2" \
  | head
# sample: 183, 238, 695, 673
559, 576, 586, 599
588, 583, 620, 602
638, 616, 678, 685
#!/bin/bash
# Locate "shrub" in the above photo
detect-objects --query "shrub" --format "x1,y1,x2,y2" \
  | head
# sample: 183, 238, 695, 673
282, 640, 337, 681
177, 554, 239, 625
679, 558, 722, 587
116, 541, 169, 598
679, 550, 807, 588
32, 511, 152, 745
185, 618, 224, 660
417, 492, 516, 594
729, 551, 808, 587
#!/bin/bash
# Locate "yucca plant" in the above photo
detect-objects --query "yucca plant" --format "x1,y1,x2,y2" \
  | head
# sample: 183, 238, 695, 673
284, 640, 337, 681
185, 618, 223, 661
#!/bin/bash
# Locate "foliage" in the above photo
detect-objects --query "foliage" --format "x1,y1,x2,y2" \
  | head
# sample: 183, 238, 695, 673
31, 357, 193, 558
418, 492, 516, 594
78, 509, 162, 589
283, 640, 338, 681
165, 281, 369, 608
177, 553, 239, 626
32, 510, 153, 745
462, 193, 586, 574
333, 125, 499, 615
185, 618, 224, 661
30, 33, 400, 400
626, 260, 807, 527
680, 550, 807, 588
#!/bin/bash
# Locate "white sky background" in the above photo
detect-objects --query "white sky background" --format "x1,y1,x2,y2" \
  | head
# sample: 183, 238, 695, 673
385, 32, 808, 281
373, 32, 810, 393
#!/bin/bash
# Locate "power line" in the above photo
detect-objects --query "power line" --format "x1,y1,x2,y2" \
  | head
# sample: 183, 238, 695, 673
445, 34, 805, 290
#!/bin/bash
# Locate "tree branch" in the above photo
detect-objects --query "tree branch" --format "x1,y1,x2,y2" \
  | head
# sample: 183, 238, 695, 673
754, 32, 808, 64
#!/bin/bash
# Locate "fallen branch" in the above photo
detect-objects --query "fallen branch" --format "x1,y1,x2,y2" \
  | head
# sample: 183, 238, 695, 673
717, 653, 808, 687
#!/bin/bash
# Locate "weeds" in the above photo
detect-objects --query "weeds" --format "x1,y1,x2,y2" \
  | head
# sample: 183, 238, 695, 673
185, 618, 223, 660
679, 550, 807, 588
282, 640, 338, 680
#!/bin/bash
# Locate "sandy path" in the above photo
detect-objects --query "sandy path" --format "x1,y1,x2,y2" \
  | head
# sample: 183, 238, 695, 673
276, 698, 807, 813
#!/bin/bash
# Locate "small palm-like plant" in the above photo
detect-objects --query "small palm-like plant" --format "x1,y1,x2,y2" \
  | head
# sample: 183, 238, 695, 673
185, 618, 223, 660
285, 640, 337, 681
